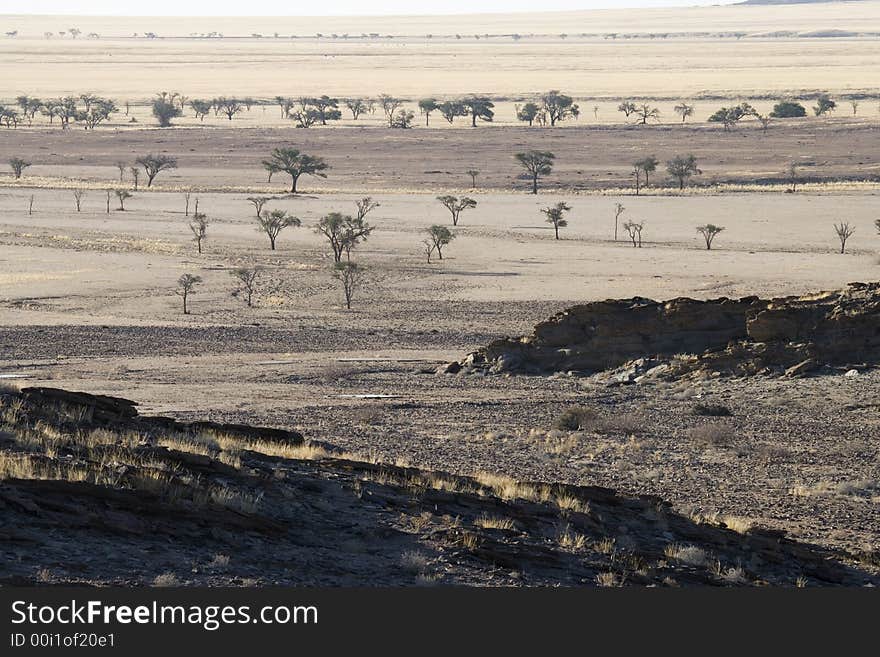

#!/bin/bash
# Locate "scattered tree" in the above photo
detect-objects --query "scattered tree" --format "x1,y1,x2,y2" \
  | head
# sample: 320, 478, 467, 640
9, 157, 31, 179
115, 161, 126, 182
216, 97, 243, 120
390, 109, 415, 129
617, 101, 636, 118
674, 102, 694, 122
183, 189, 193, 216
634, 104, 660, 124
230, 267, 260, 307
129, 166, 140, 190
769, 100, 807, 119
541, 201, 571, 239
465, 169, 479, 189
613, 202, 625, 240
634, 155, 659, 186
257, 209, 301, 250
73, 188, 85, 212
833, 222, 854, 254
247, 196, 272, 217
436, 195, 477, 226
261, 147, 328, 193
332, 261, 364, 310
516, 102, 541, 126
787, 162, 800, 192
355, 196, 380, 222
190, 99, 212, 121
425, 224, 455, 260
28, 194, 34, 215
623, 220, 644, 247
316, 212, 374, 262
377, 94, 404, 127
813, 94, 836, 116
189, 212, 209, 253
850, 99, 860, 116
105, 189, 111, 214
667, 155, 701, 190
540, 90, 579, 126
345, 98, 368, 120
462, 96, 495, 126
418, 98, 439, 126
152, 97, 182, 127
136, 153, 177, 187
514, 150, 555, 194
175, 274, 201, 314
708, 102, 756, 131
697, 224, 724, 250
438, 100, 467, 124
114, 189, 132, 210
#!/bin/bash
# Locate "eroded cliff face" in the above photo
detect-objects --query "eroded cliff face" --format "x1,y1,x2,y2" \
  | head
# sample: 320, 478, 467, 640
449, 282, 880, 378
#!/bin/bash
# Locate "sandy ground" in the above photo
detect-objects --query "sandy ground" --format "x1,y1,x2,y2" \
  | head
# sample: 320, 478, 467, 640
5, 5, 880, 98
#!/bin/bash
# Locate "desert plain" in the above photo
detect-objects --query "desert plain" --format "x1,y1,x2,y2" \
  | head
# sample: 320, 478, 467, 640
1, 3, 879, 587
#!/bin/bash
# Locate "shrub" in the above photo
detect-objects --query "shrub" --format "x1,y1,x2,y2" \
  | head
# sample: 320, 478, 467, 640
554, 406, 599, 431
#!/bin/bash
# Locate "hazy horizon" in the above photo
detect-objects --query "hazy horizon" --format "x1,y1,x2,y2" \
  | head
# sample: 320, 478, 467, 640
5, 0, 742, 17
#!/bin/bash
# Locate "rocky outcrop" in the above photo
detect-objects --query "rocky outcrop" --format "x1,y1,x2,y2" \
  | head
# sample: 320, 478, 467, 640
449, 282, 880, 378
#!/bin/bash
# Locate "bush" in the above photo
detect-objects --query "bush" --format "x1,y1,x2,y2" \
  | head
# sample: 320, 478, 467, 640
692, 403, 732, 417
554, 406, 599, 431
769, 101, 806, 118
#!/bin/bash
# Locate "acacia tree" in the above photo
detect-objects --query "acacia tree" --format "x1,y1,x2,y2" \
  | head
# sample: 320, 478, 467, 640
261, 147, 328, 193
418, 98, 439, 126
216, 97, 243, 120
73, 188, 86, 212
230, 267, 260, 307
425, 224, 455, 261
697, 224, 724, 250
618, 101, 636, 118
540, 90, 579, 126
623, 220, 644, 248
634, 104, 660, 124
257, 209, 301, 250
613, 202, 625, 240
247, 196, 272, 217
438, 100, 467, 124
333, 261, 364, 310
634, 155, 659, 186
189, 212, 209, 253
708, 103, 756, 131
787, 162, 800, 192
462, 96, 495, 126
377, 94, 404, 127
516, 102, 540, 126
190, 99, 212, 121
355, 196, 380, 222
541, 201, 571, 239
437, 195, 477, 226
674, 103, 694, 122
114, 189, 132, 210
115, 161, 127, 182
152, 97, 182, 127
667, 155, 701, 190
833, 222, 854, 253
316, 212, 374, 262
136, 154, 177, 187
175, 273, 201, 314
814, 95, 836, 116
514, 150, 554, 194
9, 157, 31, 179
345, 98, 368, 120
465, 169, 479, 188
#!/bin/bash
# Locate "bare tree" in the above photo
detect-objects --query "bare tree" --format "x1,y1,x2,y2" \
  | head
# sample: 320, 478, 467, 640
514, 150, 555, 194
425, 224, 455, 260
73, 188, 86, 212
541, 201, 571, 239
465, 169, 479, 189
175, 273, 202, 314
189, 211, 209, 253
247, 196, 272, 217
115, 161, 127, 182
28, 194, 34, 215
257, 209, 301, 250
355, 196, 380, 222
634, 104, 660, 124
105, 189, 111, 214
183, 189, 193, 216
833, 222, 854, 254
851, 99, 860, 116
613, 202, 625, 240
136, 154, 177, 187
332, 262, 364, 310
129, 166, 140, 190
377, 94, 404, 127
436, 195, 477, 226
623, 220, 644, 248
757, 114, 771, 134
216, 97, 243, 120
632, 165, 642, 196
697, 224, 724, 250
617, 101, 636, 118
230, 267, 260, 307
9, 157, 30, 179
787, 162, 799, 192
345, 98, 368, 120
114, 189, 132, 210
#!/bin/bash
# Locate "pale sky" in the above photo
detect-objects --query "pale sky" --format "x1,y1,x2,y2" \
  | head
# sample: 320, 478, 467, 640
9, 1, 741, 17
